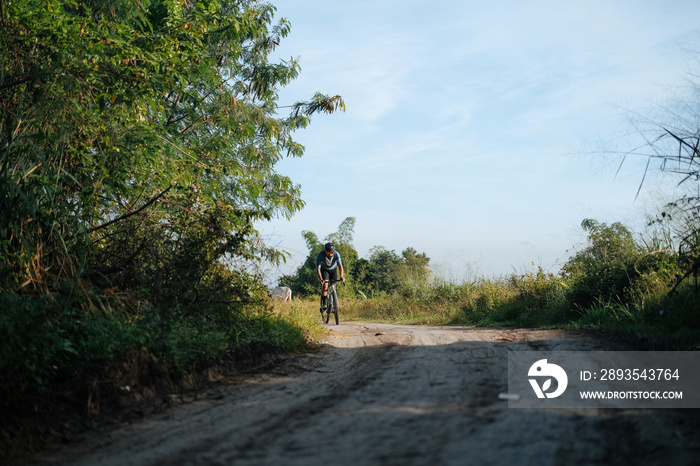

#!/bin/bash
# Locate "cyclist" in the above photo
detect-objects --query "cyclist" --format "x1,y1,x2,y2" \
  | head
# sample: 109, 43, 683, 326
317, 242, 345, 312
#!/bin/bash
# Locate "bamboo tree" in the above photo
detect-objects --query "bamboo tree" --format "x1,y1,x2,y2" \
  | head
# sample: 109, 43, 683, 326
0, 0, 344, 299
0, 0, 344, 391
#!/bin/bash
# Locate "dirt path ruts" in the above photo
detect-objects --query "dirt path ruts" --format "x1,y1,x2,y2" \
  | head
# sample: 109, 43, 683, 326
20, 323, 700, 465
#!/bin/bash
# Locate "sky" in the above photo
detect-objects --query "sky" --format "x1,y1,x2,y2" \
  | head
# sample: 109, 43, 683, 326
256, 0, 700, 284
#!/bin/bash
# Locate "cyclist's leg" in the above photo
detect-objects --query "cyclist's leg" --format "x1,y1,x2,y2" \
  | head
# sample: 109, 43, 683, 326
321, 271, 329, 297
320, 269, 330, 311
327, 268, 337, 284
324, 269, 337, 302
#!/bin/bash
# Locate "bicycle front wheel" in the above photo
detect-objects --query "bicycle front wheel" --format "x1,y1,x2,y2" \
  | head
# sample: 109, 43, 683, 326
322, 301, 330, 324
331, 286, 339, 325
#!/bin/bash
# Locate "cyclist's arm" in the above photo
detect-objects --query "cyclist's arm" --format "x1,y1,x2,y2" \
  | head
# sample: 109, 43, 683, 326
339, 264, 345, 283
315, 253, 323, 283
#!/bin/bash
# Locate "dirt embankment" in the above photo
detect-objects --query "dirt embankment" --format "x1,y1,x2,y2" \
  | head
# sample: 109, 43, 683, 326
13, 324, 700, 465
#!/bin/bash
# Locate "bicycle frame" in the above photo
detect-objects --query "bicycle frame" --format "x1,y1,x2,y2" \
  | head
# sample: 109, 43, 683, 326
321, 278, 342, 325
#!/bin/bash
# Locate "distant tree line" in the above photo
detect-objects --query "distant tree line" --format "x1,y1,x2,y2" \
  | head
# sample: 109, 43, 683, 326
278, 217, 431, 298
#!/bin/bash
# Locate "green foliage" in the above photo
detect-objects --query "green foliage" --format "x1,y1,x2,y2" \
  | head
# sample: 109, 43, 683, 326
331, 216, 698, 348
0, 0, 343, 395
487, 269, 570, 325
1, 0, 346, 282
357, 246, 403, 295
1, 0, 344, 291
349, 246, 430, 296
561, 219, 640, 307
399, 247, 431, 290
279, 217, 361, 297
0, 293, 78, 391
647, 199, 700, 297
622, 53, 700, 296
325, 217, 356, 245
278, 230, 324, 296
279, 218, 432, 300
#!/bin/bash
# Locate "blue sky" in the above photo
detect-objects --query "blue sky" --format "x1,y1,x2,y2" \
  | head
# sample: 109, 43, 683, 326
257, 0, 700, 283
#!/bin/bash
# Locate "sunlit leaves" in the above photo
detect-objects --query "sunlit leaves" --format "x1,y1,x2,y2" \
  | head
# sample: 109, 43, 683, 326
292, 93, 346, 118
1, 0, 343, 297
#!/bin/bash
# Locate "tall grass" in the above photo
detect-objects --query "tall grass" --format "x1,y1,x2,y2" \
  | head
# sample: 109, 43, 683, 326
314, 269, 700, 349
0, 291, 320, 397
270, 300, 329, 344
334, 270, 568, 326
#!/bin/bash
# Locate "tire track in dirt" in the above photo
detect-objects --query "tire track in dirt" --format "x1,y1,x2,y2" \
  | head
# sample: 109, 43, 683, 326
179, 344, 405, 465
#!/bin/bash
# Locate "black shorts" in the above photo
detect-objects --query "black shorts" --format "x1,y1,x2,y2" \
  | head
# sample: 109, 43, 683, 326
321, 268, 337, 282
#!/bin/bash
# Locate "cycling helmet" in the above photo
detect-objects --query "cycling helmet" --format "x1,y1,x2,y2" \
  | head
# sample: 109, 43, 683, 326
324, 242, 335, 253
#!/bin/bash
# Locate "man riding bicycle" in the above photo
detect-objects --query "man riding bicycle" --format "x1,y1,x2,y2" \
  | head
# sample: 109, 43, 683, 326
317, 242, 345, 312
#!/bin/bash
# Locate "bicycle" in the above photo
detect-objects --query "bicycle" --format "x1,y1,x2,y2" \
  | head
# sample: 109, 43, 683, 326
320, 278, 342, 325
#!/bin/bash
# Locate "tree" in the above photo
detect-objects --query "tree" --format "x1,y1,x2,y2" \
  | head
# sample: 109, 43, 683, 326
619, 51, 700, 294
278, 218, 432, 298
0, 0, 344, 308
561, 219, 639, 307
402, 247, 431, 287
279, 217, 358, 297
363, 246, 403, 294
278, 230, 325, 296
355, 246, 431, 296
0, 0, 344, 391
325, 217, 356, 245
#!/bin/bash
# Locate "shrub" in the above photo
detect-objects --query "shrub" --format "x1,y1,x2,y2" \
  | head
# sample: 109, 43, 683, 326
562, 219, 640, 307
0, 293, 77, 392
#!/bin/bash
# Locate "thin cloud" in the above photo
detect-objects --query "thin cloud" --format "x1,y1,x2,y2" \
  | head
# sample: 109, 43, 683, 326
267, 0, 700, 279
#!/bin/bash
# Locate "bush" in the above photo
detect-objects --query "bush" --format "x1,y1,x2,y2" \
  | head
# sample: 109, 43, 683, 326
0, 293, 77, 392
0, 0, 342, 397
562, 219, 640, 307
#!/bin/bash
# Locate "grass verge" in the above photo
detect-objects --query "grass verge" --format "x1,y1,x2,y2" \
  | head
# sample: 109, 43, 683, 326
301, 277, 700, 350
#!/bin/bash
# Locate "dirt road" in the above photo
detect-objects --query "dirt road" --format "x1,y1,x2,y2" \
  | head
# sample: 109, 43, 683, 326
22, 323, 700, 465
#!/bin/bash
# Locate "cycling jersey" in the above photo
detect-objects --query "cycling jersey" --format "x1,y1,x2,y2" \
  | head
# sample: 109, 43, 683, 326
316, 251, 342, 272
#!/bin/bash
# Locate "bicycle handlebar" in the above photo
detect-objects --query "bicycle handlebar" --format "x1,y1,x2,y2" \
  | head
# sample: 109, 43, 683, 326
321, 278, 344, 285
